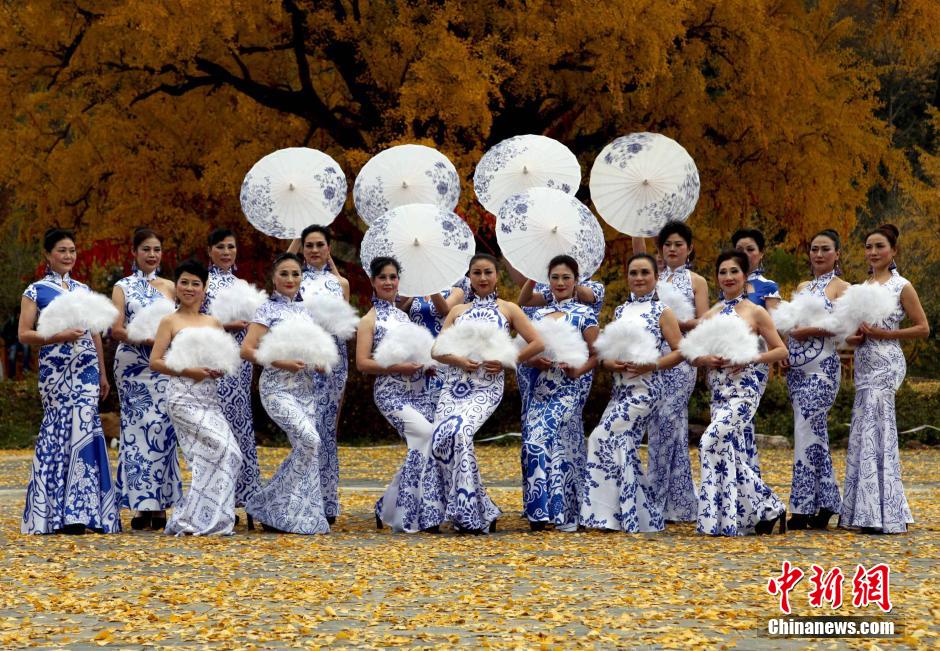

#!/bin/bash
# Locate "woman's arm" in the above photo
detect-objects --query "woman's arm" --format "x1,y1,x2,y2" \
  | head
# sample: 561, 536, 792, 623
286, 238, 301, 254
684, 272, 710, 332
443, 286, 466, 311
505, 302, 544, 365
17, 295, 83, 346
429, 293, 449, 317
517, 279, 548, 308
563, 324, 599, 378
110, 285, 129, 343
575, 284, 597, 305
860, 283, 930, 341
754, 307, 789, 365
93, 333, 110, 400
240, 322, 267, 366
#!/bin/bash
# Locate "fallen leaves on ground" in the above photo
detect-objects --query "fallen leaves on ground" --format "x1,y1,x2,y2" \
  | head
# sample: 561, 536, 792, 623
0, 446, 936, 649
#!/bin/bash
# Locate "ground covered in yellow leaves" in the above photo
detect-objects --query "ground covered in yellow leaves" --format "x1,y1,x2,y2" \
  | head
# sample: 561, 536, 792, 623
0, 445, 937, 649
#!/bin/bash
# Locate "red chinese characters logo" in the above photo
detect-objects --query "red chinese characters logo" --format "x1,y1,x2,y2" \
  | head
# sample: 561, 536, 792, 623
767, 562, 892, 613
767, 561, 804, 614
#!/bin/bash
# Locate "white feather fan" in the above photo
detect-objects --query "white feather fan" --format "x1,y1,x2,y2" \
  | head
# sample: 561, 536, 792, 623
164, 327, 242, 375
255, 314, 340, 371
830, 283, 897, 339
126, 298, 176, 343
373, 322, 436, 368
680, 314, 760, 365
772, 294, 840, 334
209, 280, 268, 324
525, 317, 588, 367
433, 321, 518, 368
593, 317, 661, 365
304, 293, 360, 340
36, 289, 118, 338
655, 281, 695, 322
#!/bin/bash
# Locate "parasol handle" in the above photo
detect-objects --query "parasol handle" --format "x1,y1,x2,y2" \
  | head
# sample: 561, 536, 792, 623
402, 180, 409, 189
289, 183, 295, 191
413, 237, 420, 246
522, 165, 528, 175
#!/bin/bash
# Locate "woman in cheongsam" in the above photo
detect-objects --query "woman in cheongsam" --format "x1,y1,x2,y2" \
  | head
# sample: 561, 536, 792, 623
691, 251, 788, 536
841, 224, 928, 534
521, 255, 598, 532
20, 228, 120, 535
429, 254, 544, 534
111, 227, 179, 531
358, 257, 444, 533
782, 229, 849, 530
201, 228, 261, 521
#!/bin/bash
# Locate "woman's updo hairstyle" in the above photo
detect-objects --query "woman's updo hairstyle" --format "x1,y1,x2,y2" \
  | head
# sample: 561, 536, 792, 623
812, 229, 841, 251
208, 228, 235, 247
271, 252, 304, 271
370, 256, 400, 279
132, 227, 161, 249
731, 227, 766, 251
301, 224, 332, 246
864, 223, 899, 249
175, 259, 209, 285
43, 227, 75, 253
468, 253, 499, 271
548, 254, 579, 278
627, 252, 658, 273
715, 249, 750, 276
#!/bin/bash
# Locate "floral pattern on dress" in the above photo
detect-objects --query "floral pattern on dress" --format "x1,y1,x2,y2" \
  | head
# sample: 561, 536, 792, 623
786, 271, 842, 516
580, 296, 665, 532
22, 272, 121, 534
371, 298, 445, 532
202, 265, 261, 507
840, 270, 913, 533
113, 271, 181, 511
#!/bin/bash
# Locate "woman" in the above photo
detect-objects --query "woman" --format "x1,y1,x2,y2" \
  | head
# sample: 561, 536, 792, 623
783, 230, 850, 530
150, 259, 243, 536
111, 228, 180, 530
20, 228, 120, 535
289, 224, 349, 524
430, 254, 544, 533
201, 228, 261, 519
648, 221, 709, 523
692, 251, 788, 536
580, 254, 683, 533
521, 255, 598, 532
357, 257, 444, 533
514, 260, 605, 465
241, 253, 330, 534
841, 224, 928, 534
732, 228, 781, 477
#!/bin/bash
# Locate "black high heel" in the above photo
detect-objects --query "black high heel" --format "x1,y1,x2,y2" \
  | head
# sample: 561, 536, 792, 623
326, 515, 336, 526
756, 511, 787, 535
375, 514, 383, 530
787, 514, 811, 530
60, 523, 86, 535
261, 523, 286, 533
421, 525, 441, 534
489, 520, 498, 533
130, 512, 152, 531
150, 512, 167, 530
529, 521, 547, 532
810, 509, 836, 530
860, 526, 884, 535
246, 514, 255, 530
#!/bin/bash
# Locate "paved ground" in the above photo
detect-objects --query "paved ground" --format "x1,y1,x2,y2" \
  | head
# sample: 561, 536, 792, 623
0, 445, 937, 649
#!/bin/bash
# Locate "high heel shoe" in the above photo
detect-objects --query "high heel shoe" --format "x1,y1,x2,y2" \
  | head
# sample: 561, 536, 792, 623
60, 523, 86, 535
375, 514, 383, 530
150, 512, 167, 530
246, 514, 254, 530
810, 509, 837, 530
421, 525, 441, 534
489, 520, 498, 533
130, 512, 152, 531
529, 521, 547, 532
787, 513, 811, 530
261, 523, 286, 533
326, 516, 336, 526
756, 511, 787, 535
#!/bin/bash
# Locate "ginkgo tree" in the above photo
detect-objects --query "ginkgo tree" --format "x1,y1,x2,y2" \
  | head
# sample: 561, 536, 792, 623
0, 0, 935, 298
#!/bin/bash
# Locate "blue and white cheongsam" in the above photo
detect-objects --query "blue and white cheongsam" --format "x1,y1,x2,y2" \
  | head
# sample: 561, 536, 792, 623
371, 298, 445, 532
113, 270, 181, 512
786, 271, 841, 517
518, 280, 604, 447
740, 268, 780, 476
245, 292, 329, 534
697, 296, 785, 536
301, 263, 346, 520
202, 264, 261, 508
164, 372, 242, 536
522, 298, 596, 531
647, 266, 699, 522
580, 294, 666, 533
840, 270, 913, 533
21, 272, 121, 534
429, 292, 505, 532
